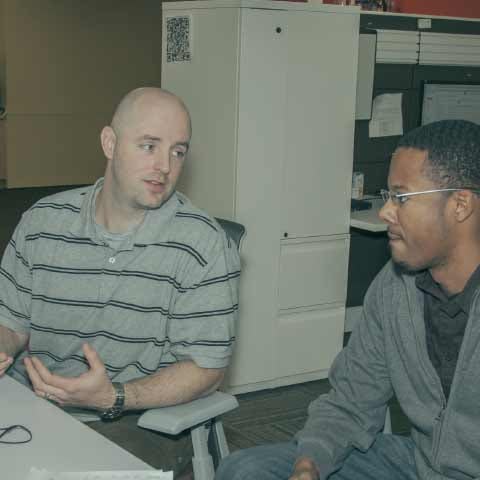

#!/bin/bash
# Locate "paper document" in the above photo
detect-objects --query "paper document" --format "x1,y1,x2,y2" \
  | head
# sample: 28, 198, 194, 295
422, 84, 480, 126
368, 93, 403, 138
27, 468, 173, 480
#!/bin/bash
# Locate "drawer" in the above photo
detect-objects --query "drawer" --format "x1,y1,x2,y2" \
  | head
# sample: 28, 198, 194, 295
275, 305, 345, 377
278, 236, 349, 310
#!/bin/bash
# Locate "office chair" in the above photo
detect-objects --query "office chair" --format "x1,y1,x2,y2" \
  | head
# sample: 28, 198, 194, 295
138, 217, 246, 480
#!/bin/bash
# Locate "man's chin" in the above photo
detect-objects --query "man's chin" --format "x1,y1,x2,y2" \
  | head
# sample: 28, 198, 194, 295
391, 254, 429, 274
143, 201, 165, 211
390, 248, 421, 273
137, 191, 173, 211
393, 260, 419, 273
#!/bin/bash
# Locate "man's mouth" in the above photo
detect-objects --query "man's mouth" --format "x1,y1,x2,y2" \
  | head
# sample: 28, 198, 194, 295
387, 229, 402, 241
144, 179, 166, 193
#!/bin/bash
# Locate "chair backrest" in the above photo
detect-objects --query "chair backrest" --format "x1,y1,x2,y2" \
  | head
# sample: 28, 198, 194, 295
215, 218, 246, 251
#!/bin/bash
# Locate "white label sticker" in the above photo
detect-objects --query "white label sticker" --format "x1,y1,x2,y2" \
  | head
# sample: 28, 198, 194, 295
418, 18, 432, 29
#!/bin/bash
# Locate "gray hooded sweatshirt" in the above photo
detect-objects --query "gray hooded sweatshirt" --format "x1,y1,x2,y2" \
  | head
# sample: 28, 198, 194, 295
296, 260, 480, 480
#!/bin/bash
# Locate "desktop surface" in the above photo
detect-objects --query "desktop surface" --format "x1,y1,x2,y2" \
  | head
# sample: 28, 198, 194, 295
350, 197, 387, 232
0, 375, 152, 480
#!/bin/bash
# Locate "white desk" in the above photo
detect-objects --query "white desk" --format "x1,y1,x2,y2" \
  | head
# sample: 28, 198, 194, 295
350, 198, 387, 232
0, 375, 152, 480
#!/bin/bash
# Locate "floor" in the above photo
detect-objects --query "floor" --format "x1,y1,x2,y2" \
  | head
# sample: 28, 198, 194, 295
165, 375, 410, 479
111, 334, 410, 480
223, 377, 411, 454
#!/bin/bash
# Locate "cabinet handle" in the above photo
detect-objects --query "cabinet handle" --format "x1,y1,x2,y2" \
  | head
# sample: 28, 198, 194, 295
276, 27, 282, 33
284, 232, 288, 238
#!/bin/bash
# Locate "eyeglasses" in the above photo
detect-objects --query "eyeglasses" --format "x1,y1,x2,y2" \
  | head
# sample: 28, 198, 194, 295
380, 188, 480, 206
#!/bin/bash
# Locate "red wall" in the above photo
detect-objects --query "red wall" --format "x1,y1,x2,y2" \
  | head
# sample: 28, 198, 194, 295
397, 0, 480, 18
320, 0, 480, 18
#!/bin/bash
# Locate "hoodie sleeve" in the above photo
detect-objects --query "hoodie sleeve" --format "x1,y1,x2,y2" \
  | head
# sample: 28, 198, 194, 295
295, 263, 396, 479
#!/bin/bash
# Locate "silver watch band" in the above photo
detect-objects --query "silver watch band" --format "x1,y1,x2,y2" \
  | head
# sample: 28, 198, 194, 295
100, 382, 125, 421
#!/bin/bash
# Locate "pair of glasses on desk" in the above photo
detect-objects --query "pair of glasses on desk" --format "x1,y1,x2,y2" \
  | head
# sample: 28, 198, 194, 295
380, 188, 480, 205
0, 424, 32, 444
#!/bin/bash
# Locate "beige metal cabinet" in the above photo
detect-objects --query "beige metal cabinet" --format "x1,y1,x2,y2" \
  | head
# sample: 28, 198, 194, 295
162, 0, 359, 393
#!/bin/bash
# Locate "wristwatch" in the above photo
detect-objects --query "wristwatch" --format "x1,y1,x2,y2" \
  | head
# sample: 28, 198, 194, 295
100, 382, 125, 421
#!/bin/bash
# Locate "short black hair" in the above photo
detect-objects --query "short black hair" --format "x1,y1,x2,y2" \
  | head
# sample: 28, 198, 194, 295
396, 120, 480, 189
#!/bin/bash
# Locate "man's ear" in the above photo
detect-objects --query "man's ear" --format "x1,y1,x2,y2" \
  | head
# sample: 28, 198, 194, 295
452, 189, 475, 223
100, 126, 116, 161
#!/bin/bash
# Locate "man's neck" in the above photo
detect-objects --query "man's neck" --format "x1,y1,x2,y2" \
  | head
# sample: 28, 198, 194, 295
95, 188, 145, 234
430, 246, 480, 295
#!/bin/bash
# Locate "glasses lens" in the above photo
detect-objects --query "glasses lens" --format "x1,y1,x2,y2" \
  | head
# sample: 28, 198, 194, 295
380, 189, 390, 202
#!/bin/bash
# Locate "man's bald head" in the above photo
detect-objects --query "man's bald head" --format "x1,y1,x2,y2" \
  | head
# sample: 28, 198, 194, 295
98, 87, 192, 223
110, 87, 191, 137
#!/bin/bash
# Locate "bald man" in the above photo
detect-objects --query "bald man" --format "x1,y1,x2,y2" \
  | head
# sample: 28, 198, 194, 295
0, 87, 240, 474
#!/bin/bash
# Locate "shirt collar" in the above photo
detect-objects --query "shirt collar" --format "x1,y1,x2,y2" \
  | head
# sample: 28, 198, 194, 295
69, 178, 103, 242
69, 177, 182, 248
416, 264, 480, 315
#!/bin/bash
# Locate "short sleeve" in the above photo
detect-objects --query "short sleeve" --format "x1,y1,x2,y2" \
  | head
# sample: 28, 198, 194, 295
0, 212, 33, 334
167, 229, 240, 369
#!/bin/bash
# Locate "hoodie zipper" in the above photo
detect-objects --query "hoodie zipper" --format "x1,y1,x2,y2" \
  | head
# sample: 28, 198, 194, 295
431, 398, 447, 467
404, 276, 447, 468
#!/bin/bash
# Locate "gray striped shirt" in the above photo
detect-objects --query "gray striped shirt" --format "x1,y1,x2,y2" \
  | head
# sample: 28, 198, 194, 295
0, 180, 240, 385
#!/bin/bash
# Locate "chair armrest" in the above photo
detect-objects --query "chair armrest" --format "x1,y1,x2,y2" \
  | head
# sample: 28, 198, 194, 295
137, 391, 239, 436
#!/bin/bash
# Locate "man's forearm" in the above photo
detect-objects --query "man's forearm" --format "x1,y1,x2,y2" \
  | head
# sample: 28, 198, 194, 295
123, 360, 225, 410
0, 324, 29, 357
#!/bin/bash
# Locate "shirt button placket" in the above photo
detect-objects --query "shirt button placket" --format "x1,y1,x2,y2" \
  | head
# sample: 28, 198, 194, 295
101, 253, 118, 303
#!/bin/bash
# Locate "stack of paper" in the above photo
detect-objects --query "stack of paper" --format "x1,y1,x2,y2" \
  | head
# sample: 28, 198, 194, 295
27, 468, 173, 480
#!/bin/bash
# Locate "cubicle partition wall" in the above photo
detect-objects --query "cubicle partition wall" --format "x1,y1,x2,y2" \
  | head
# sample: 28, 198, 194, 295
353, 13, 480, 196
346, 12, 480, 320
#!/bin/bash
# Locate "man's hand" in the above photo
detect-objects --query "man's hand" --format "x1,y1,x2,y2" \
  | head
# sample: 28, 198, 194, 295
24, 343, 115, 410
0, 327, 29, 376
289, 457, 320, 480
0, 352, 13, 376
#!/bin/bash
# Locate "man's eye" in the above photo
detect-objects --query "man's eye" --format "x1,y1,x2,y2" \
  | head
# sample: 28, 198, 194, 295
397, 195, 409, 204
172, 150, 186, 159
140, 143, 154, 152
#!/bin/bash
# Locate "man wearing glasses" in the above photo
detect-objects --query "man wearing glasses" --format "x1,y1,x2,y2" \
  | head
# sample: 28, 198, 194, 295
216, 119, 480, 480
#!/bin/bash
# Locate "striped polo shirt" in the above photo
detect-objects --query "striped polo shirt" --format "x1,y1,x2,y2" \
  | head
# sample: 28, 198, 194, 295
0, 179, 240, 385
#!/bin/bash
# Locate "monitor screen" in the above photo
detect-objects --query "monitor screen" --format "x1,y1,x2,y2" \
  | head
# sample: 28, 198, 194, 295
421, 82, 480, 126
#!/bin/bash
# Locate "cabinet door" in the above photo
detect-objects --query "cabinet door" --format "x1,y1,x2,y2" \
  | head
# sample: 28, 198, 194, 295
229, 8, 288, 388
164, 6, 241, 220
280, 11, 359, 238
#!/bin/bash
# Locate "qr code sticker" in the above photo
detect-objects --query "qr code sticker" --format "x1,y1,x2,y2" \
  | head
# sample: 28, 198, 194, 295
166, 15, 192, 63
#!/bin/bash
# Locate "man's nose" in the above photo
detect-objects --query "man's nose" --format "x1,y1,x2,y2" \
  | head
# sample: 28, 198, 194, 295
379, 199, 397, 225
153, 152, 170, 174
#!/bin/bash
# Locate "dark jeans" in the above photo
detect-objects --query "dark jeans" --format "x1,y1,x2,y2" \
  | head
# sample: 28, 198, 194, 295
215, 434, 417, 480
